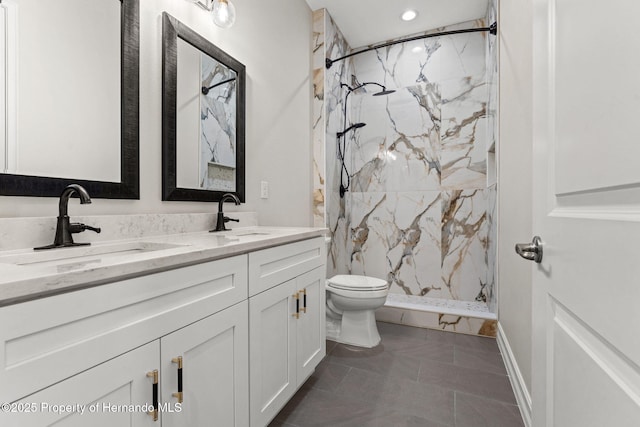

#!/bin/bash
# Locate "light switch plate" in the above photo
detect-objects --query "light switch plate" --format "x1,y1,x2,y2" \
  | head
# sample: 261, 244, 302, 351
260, 181, 269, 199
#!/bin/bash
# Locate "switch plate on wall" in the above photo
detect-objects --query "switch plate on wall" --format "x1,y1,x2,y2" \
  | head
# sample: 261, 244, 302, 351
260, 181, 269, 199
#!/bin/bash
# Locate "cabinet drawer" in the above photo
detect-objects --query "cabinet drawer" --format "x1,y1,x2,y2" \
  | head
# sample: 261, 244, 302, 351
0, 255, 247, 404
248, 237, 324, 296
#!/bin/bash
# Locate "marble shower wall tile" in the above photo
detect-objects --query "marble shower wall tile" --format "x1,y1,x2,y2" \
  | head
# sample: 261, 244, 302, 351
486, 0, 498, 152
351, 20, 486, 90
376, 306, 497, 337
440, 77, 488, 190
312, 9, 326, 227
350, 83, 441, 193
485, 0, 498, 313
441, 189, 489, 303
348, 191, 443, 297
486, 184, 497, 313
323, 11, 353, 277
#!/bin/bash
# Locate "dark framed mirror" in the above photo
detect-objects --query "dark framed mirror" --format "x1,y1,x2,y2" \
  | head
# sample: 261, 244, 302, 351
162, 12, 245, 202
0, 0, 140, 199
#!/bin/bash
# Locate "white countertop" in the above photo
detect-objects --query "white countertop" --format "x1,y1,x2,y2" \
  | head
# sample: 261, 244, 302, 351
0, 226, 328, 307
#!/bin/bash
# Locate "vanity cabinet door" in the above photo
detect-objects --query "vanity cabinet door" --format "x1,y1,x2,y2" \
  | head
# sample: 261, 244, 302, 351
295, 267, 326, 383
3, 341, 159, 427
248, 279, 297, 427
248, 267, 326, 427
160, 301, 249, 427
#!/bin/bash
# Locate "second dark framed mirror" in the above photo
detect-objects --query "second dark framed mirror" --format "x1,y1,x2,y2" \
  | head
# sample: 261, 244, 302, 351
162, 12, 245, 202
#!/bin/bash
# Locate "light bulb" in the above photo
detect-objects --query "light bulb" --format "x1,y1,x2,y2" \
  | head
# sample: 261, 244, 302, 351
212, 0, 236, 29
401, 10, 418, 21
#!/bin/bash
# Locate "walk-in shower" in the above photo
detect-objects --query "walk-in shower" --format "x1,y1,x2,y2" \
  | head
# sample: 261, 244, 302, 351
315, 1, 499, 337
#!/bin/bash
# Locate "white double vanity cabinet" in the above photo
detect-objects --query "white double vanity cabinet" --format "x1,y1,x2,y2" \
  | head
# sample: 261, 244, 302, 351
0, 229, 327, 427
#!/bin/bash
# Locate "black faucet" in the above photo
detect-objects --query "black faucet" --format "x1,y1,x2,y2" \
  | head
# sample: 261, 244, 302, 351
210, 193, 241, 232
34, 184, 101, 250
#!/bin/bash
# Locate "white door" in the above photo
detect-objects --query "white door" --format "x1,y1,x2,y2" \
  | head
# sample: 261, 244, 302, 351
531, 0, 640, 426
161, 301, 249, 427
2, 341, 159, 426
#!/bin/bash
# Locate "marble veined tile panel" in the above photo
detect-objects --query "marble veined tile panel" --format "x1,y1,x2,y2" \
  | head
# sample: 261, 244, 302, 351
313, 9, 326, 227
441, 189, 488, 302
440, 77, 488, 190
486, 184, 497, 312
351, 20, 486, 89
349, 191, 444, 297
350, 83, 441, 193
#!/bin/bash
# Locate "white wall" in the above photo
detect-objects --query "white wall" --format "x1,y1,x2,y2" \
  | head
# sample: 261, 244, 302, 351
0, 0, 314, 228
498, 0, 533, 393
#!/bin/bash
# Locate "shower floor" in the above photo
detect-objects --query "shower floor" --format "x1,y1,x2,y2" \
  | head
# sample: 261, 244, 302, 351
378, 294, 497, 337
384, 294, 496, 320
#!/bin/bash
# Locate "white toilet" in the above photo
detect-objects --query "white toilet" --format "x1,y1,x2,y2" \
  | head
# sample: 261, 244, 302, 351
325, 275, 389, 348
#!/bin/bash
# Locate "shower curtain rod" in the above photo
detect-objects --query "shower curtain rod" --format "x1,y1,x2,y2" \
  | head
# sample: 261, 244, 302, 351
325, 22, 497, 69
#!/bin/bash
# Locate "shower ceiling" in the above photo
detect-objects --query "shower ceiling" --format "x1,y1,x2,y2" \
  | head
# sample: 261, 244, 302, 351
304, 0, 490, 48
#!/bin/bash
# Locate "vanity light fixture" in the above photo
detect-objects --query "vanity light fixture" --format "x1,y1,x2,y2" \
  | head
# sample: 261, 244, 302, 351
212, 0, 236, 28
186, 0, 236, 29
401, 9, 418, 22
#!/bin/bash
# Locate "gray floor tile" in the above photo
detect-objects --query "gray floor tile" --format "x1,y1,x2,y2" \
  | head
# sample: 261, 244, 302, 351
426, 328, 457, 345
326, 339, 338, 354
335, 367, 455, 426
304, 360, 351, 392
340, 407, 453, 427
327, 343, 422, 381
454, 333, 500, 353
454, 346, 508, 375
272, 386, 378, 427
455, 392, 524, 427
391, 340, 455, 364
418, 359, 516, 405
273, 325, 523, 427
378, 321, 430, 341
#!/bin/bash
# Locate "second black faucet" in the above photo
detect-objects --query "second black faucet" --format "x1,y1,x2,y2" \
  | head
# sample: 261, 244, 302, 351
210, 193, 241, 232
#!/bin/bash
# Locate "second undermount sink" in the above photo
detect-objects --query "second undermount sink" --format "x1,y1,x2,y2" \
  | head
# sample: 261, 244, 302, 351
0, 241, 186, 269
232, 231, 271, 236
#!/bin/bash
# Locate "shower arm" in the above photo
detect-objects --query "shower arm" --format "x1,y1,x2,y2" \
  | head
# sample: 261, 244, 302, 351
326, 22, 497, 69
202, 77, 236, 95
340, 82, 386, 94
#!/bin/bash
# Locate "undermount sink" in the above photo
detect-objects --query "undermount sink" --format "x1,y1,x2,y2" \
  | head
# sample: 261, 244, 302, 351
0, 241, 186, 268
232, 232, 270, 236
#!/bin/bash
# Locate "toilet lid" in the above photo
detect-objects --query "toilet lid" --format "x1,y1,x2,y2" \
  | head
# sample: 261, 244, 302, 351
327, 275, 388, 291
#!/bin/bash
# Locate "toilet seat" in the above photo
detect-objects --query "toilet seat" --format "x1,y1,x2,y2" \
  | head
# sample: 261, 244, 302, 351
326, 275, 388, 292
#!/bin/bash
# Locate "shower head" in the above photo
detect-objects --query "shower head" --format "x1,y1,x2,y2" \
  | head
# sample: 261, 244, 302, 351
336, 122, 366, 138
373, 88, 396, 96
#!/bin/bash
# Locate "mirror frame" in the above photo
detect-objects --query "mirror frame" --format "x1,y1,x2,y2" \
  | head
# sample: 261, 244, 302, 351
0, 0, 140, 199
161, 12, 246, 202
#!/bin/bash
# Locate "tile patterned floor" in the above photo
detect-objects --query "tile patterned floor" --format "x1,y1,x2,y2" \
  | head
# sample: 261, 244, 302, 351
269, 322, 524, 427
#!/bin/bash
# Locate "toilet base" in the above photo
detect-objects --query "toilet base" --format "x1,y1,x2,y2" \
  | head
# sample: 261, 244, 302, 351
326, 309, 381, 348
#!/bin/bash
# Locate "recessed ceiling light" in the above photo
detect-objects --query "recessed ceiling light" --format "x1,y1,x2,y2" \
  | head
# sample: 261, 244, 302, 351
411, 46, 423, 53
401, 9, 418, 22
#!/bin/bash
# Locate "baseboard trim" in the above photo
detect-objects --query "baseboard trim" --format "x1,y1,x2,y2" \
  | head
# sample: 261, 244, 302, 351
497, 322, 532, 427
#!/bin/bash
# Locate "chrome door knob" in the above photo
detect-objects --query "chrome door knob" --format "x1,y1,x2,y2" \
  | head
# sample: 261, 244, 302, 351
515, 236, 543, 263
